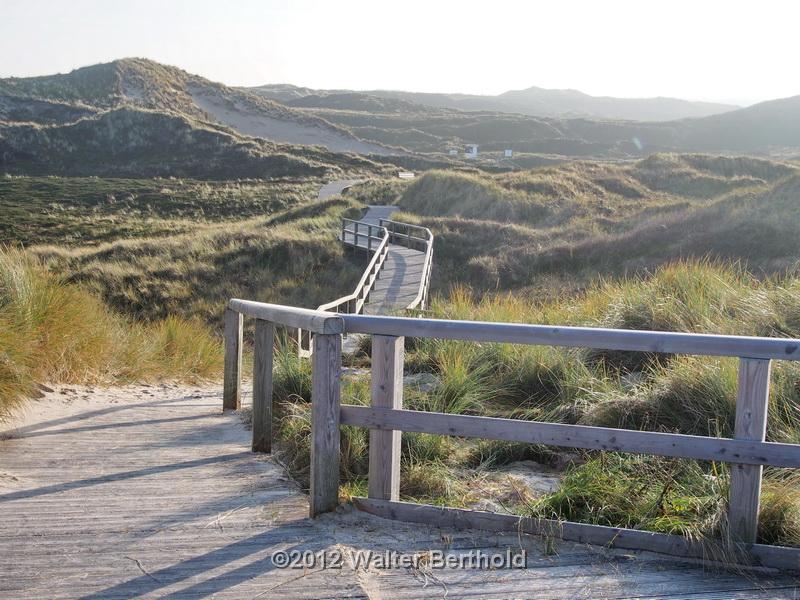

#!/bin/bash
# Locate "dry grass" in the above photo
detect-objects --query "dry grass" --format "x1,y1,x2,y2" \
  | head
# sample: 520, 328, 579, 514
0, 247, 221, 420
30, 196, 367, 323
352, 154, 800, 298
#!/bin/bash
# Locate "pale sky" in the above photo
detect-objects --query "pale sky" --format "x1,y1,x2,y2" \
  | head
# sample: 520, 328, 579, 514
1, 0, 798, 105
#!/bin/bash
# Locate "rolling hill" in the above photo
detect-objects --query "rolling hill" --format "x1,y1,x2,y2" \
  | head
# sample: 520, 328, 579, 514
0, 59, 392, 169
4, 58, 800, 176
249, 83, 737, 121
250, 83, 800, 158
347, 154, 800, 295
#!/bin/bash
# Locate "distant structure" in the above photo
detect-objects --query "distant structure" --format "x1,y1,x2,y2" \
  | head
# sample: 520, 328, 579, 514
448, 149, 458, 156
465, 144, 478, 159
504, 149, 513, 158
398, 171, 415, 179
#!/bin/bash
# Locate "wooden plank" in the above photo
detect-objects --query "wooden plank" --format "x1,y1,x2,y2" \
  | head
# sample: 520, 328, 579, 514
222, 308, 242, 411
341, 315, 800, 361
729, 358, 772, 543
353, 498, 800, 571
339, 405, 800, 468
228, 299, 343, 334
368, 335, 404, 501
252, 319, 275, 453
310, 333, 342, 517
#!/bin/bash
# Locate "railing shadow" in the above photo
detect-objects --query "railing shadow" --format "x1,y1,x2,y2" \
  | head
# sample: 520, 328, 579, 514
0, 394, 211, 439
0, 452, 251, 502
80, 521, 334, 599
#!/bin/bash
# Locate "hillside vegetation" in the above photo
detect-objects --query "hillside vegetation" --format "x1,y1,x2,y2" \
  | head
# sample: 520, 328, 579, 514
0, 106, 386, 179
351, 154, 800, 296
0, 176, 319, 246
0, 58, 391, 154
255, 82, 800, 158
31, 194, 368, 323
0, 59, 396, 179
6, 58, 800, 171
253, 83, 736, 122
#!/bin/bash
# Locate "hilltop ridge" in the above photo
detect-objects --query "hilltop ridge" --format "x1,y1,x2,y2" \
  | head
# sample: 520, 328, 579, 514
249, 82, 738, 121
0, 58, 394, 158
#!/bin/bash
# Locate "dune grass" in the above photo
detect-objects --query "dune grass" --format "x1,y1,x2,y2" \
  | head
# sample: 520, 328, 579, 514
0, 175, 319, 247
268, 260, 800, 547
31, 196, 367, 323
350, 155, 800, 300
0, 247, 221, 420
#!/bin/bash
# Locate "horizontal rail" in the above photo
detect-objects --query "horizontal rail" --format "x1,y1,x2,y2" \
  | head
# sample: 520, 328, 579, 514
318, 234, 389, 314
379, 218, 431, 234
354, 498, 800, 571
228, 299, 343, 334
298, 218, 392, 356
340, 315, 800, 360
340, 405, 800, 468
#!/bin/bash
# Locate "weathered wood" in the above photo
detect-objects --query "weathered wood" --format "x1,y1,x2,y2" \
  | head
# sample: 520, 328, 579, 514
318, 223, 390, 313
222, 308, 242, 410
729, 358, 772, 543
353, 498, 800, 571
310, 333, 342, 517
341, 315, 800, 361
3, 384, 800, 595
339, 405, 800, 468
252, 319, 275, 453
368, 335, 404, 501
228, 299, 343, 334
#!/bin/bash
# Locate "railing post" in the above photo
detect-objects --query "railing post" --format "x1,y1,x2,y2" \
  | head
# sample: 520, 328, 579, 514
310, 332, 342, 517
368, 335, 404, 501
223, 308, 242, 410
728, 357, 771, 543
252, 319, 275, 453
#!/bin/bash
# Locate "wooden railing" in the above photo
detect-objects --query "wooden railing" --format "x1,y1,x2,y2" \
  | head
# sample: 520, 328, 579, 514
378, 219, 433, 310
223, 300, 800, 569
341, 217, 387, 255
297, 219, 390, 357
297, 216, 434, 356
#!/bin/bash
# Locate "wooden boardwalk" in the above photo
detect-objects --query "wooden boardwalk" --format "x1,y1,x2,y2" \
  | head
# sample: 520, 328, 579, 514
2, 385, 800, 598
342, 205, 427, 315
318, 179, 362, 201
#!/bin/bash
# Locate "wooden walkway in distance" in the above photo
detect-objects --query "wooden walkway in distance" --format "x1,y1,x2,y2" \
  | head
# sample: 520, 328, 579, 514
2, 385, 799, 598
342, 205, 427, 315
317, 179, 362, 201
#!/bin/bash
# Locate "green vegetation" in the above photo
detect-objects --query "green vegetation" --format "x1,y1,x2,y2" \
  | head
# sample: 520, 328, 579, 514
0, 248, 221, 420
256, 81, 800, 158
349, 154, 800, 298
0, 176, 317, 246
3, 147, 800, 552
1, 58, 393, 179
32, 194, 368, 323
0, 107, 383, 179
269, 260, 800, 546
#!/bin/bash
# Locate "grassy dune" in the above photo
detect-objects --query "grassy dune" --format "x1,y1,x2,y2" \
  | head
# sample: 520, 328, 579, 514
0, 175, 318, 246
5, 153, 800, 550
0, 248, 221, 420
32, 196, 367, 323
353, 154, 800, 297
